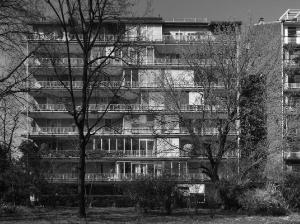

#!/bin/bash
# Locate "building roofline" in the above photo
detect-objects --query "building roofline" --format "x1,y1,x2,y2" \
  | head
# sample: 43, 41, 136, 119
28, 16, 241, 27
279, 9, 300, 21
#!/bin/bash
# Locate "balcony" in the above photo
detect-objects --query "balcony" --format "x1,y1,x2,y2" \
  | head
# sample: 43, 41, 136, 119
285, 83, 300, 90
283, 36, 300, 45
44, 172, 209, 183
29, 57, 222, 68
34, 80, 225, 90
29, 57, 123, 67
28, 32, 216, 43
30, 103, 227, 114
41, 149, 238, 159
30, 126, 238, 136
284, 60, 300, 69
284, 151, 300, 165
29, 57, 84, 67
285, 104, 300, 114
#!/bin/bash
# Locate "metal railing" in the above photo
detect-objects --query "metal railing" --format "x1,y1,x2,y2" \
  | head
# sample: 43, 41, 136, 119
284, 151, 300, 159
45, 172, 209, 182
31, 126, 238, 136
42, 149, 238, 159
34, 80, 225, 89
28, 32, 215, 43
287, 83, 300, 89
31, 103, 227, 113
29, 56, 224, 67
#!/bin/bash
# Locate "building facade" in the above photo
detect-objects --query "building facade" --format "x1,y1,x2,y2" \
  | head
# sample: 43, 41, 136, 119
25, 17, 240, 193
280, 9, 300, 171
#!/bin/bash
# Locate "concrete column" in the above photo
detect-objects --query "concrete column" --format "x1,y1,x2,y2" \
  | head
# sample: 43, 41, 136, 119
146, 164, 148, 175
186, 161, 188, 175
123, 162, 126, 176
108, 138, 110, 152
123, 138, 126, 154
116, 138, 118, 151
116, 163, 119, 175
139, 140, 141, 157
93, 138, 96, 150
130, 138, 133, 155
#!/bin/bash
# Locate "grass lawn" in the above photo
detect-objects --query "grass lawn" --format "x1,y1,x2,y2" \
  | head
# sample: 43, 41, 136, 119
0, 207, 300, 224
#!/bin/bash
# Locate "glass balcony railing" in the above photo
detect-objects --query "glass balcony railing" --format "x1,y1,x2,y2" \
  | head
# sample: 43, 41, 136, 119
44, 172, 209, 183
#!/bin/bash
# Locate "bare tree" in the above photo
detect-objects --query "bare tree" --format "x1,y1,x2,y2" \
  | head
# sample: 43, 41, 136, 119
0, 0, 41, 100
0, 97, 25, 161
152, 22, 281, 182
38, 0, 142, 217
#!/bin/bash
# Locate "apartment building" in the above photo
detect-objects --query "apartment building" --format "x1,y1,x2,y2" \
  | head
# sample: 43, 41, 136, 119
280, 9, 300, 171
25, 16, 241, 194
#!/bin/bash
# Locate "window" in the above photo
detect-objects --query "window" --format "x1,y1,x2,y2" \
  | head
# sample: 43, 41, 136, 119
288, 27, 297, 37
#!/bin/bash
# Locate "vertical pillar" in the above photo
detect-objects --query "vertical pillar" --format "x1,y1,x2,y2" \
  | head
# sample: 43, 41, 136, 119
116, 163, 119, 175
116, 138, 118, 152
130, 138, 133, 156
93, 138, 96, 150
123, 162, 126, 176
100, 138, 102, 150
186, 161, 188, 175
131, 69, 133, 88
152, 47, 155, 64
139, 139, 141, 157
170, 161, 173, 176
178, 162, 181, 176
123, 138, 126, 154
145, 47, 148, 65
108, 138, 110, 152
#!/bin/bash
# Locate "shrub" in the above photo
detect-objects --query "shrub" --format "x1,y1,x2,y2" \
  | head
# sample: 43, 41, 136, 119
0, 202, 32, 216
123, 176, 177, 214
218, 179, 259, 210
281, 172, 300, 210
238, 183, 289, 216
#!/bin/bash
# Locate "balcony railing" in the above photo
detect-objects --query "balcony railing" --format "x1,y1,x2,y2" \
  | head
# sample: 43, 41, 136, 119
284, 60, 300, 68
28, 32, 216, 43
44, 172, 209, 183
41, 149, 238, 159
287, 83, 300, 89
29, 56, 224, 67
31, 103, 227, 113
284, 151, 300, 165
31, 126, 238, 136
34, 80, 225, 89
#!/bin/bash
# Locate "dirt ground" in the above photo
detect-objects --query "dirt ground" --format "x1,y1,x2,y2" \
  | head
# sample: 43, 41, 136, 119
1, 207, 300, 224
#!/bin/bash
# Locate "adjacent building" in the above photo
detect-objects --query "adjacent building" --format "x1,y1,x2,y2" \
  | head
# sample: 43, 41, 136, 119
280, 9, 300, 171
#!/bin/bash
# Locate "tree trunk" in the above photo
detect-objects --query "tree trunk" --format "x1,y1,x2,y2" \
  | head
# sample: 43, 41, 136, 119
79, 133, 86, 218
210, 163, 220, 183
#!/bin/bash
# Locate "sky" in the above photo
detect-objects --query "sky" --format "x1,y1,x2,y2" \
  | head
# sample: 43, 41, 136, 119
137, 0, 300, 23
